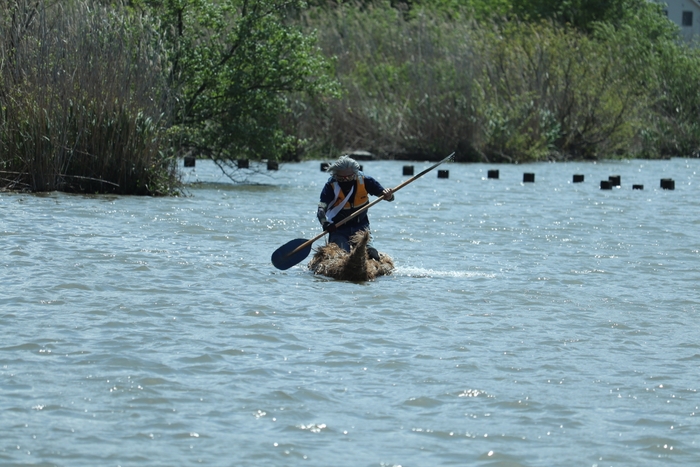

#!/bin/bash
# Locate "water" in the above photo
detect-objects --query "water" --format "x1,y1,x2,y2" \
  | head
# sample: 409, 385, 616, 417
1, 158, 699, 466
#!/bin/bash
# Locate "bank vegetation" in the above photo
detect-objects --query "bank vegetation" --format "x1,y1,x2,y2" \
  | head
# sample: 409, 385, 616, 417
1, 0, 700, 194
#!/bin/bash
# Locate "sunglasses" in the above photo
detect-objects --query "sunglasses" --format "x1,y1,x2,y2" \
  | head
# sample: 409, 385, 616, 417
335, 173, 356, 181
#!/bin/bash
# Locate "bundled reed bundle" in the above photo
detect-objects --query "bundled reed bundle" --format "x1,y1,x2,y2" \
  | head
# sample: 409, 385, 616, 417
308, 230, 394, 281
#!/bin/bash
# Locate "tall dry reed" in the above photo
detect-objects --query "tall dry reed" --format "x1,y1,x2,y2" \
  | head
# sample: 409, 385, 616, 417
290, 5, 667, 161
0, 0, 178, 194
290, 5, 479, 159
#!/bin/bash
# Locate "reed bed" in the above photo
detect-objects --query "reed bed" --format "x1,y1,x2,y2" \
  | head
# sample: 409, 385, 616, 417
291, 4, 698, 161
0, 0, 177, 194
3, 1, 698, 194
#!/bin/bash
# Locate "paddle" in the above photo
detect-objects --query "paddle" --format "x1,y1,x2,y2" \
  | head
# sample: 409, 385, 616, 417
271, 152, 456, 270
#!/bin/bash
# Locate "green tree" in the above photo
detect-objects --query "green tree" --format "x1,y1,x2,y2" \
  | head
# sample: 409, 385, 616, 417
153, 0, 339, 178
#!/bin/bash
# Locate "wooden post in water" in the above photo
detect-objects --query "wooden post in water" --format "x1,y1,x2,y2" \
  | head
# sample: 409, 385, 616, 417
660, 178, 675, 190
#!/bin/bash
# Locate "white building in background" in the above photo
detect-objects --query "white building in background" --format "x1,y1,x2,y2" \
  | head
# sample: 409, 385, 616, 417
656, 0, 700, 40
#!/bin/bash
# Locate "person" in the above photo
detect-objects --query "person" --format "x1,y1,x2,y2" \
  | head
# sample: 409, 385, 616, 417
316, 155, 394, 261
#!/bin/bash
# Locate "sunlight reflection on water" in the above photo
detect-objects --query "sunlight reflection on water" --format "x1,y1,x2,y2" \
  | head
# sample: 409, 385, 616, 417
1, 158, 699, 466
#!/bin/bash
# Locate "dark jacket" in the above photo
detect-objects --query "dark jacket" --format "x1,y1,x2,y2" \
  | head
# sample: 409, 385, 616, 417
318, 174, 388, 228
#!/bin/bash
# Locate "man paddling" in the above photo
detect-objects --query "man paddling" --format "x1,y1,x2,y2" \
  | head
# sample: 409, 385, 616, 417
317, 155, 394, 261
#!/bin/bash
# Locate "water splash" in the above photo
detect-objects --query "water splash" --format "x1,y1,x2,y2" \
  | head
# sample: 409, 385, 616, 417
393, 266, 496, 279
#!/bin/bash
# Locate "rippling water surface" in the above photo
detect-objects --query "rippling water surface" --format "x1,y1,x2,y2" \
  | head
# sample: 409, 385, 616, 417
2, 158, 699, 466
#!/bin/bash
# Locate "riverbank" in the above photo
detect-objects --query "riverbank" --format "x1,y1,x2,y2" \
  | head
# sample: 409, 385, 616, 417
3, 1, 699, 195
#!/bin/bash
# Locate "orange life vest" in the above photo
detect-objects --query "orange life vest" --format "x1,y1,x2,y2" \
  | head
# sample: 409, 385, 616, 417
331, 176, 369, 210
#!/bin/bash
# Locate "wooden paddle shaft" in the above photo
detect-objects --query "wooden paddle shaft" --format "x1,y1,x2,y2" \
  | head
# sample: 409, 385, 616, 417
287, 152, 455, 257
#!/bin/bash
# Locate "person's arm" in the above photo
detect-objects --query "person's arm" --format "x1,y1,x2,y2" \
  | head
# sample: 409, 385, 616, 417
317, 183, 335, 229
365, 176, 395, 201
317, 202, 328, 224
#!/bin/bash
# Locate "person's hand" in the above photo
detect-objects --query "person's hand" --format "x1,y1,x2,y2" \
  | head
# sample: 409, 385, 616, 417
382, 188, 394, 201
322, 222, 337, 233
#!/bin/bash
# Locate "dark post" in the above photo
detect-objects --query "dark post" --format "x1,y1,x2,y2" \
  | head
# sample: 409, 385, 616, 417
660, 178, 675, 190
437, 170, 449, 179
487, 169, 499, 179
237, 159, 249, 169
403, 165, 414, 176
523, 173, 535, 183
573, 174, 584, 183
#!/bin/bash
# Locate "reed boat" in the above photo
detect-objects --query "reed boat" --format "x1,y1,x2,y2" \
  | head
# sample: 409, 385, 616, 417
308, 230, 394, 281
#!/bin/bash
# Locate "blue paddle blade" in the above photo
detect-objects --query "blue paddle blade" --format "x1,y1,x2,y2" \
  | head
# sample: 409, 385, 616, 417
271, 238, 312, 270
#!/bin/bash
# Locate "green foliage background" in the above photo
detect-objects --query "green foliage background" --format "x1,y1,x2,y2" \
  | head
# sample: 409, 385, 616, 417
1, 0, 700, 192
292, 0, 700, 162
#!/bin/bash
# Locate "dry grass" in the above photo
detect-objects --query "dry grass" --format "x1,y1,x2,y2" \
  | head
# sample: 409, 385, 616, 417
308, 230, 394, 281
0, 0, 177, 194
290, 4, 688, 161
